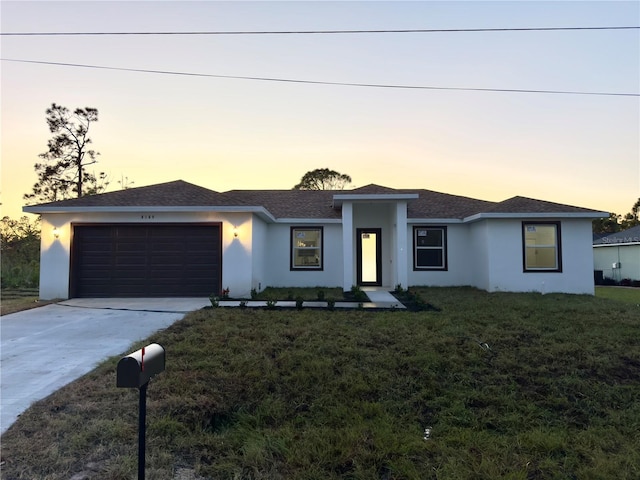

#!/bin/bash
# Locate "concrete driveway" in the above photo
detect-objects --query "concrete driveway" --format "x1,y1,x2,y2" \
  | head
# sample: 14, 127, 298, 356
0, 298, 209, 434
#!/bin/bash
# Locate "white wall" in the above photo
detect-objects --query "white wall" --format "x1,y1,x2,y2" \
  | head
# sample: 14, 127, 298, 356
251, 216, 268, 294
468, 221, 490, 290
594, 244, 640, 281
220, 212, 254, 298
407, 223, 474, 287
37, 211, 253, 300
263, 223, 343, 288
483, 218, 595, 294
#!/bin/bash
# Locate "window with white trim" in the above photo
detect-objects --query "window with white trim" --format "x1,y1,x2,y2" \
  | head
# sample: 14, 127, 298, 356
414, 226, 447, 270
291, 227, 323, 270
522, 222, 562, 272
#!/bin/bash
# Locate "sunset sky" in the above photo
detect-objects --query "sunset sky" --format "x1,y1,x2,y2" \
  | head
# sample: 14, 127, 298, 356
2, 1, 638, 220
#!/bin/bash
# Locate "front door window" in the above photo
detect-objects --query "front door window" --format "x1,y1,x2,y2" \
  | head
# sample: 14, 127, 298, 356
357, 228, 381, 286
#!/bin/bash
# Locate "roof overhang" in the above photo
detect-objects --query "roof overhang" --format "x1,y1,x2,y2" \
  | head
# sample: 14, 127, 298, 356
332, 192, 419, 207
593, 242, 640, 247
23, 205, 277, 222
463, 211, 609, 223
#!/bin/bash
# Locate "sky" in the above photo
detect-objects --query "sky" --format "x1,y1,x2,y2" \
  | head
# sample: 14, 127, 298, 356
1, 1, 639, 220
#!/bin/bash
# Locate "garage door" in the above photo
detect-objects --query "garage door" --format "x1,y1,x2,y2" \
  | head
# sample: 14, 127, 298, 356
71, 224, 221, 297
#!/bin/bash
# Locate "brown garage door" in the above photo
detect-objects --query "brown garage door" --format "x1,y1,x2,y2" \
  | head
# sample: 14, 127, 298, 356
71, 224, 221, 297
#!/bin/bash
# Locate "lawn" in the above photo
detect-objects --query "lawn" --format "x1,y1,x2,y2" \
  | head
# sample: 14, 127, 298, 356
1, 287, 639, 479
595, 286, 640, 305
0, 288, 54, 316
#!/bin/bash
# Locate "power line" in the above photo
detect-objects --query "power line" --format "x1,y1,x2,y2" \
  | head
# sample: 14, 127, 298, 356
1, 26, 638, 36
3, 58, 637, 97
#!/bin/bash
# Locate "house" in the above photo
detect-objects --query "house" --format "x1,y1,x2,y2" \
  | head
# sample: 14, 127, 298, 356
593, 225, 640, 282
23, 180, 607, 300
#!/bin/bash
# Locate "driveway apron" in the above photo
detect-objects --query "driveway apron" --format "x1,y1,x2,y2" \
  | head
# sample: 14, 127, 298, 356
0, 298, 209, 434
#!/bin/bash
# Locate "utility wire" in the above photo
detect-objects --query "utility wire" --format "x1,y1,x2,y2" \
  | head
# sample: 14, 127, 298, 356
3, 58, 637, 97
1, 26, 638, 36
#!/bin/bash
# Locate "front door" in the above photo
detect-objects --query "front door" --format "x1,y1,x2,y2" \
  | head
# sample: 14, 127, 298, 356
357, 228, 381, 286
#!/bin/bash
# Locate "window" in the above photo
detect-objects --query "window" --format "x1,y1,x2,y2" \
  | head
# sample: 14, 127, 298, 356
414, 226, 447, 270
522, 222, 562, 272
291, 227, 323, 270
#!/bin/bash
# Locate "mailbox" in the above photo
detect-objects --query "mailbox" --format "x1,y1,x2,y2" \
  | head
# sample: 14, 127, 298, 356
117, 343, 165, 388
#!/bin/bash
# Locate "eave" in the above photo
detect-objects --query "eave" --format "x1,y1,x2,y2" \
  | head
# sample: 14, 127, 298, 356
23, 205, 277, 222
332, 193, 419, 207
463, 211, 609, 223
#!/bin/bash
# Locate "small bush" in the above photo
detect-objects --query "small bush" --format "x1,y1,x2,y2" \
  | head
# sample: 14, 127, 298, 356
295, 296, 304, 310
350, 285, 367, 302
266, 299, 277, 310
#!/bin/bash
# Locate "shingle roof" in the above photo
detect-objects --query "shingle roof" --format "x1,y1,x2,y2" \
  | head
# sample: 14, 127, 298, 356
485, 196, 601, 214
226, 189, 340, 219
24, 179, 605, 220
405, 189, 495, 219
26, 180, 244, 208
593, 225, 640, 245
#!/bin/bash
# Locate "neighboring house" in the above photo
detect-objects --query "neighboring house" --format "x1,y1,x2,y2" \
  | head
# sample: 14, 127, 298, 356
593, 225, 640, 282
23, 180, 607, 300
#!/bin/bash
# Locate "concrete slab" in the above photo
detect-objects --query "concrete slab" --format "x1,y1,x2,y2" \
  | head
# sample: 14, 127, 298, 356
362, 289, 406, 309
0, 298, 208, 434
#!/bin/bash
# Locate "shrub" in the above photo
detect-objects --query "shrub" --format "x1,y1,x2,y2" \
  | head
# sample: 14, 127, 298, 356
295, 296, 304, 310
266, 299, 277, 310
350, 285, 367, 302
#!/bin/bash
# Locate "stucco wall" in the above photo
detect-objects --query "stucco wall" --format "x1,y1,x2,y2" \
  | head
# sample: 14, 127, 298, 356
406, 223, 474, 287
37, 211, 253, 300
483, 218, 595, 294
468, 221, 490, 290
263, 222, 343, 288
250, 216, 268, 294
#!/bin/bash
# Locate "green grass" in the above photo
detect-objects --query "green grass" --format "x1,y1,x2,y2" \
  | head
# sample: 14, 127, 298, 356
2, 288, 640, 479
596, 286, 640, 305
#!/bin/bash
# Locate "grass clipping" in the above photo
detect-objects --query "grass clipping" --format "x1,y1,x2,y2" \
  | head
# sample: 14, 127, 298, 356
2, 287, 640, 479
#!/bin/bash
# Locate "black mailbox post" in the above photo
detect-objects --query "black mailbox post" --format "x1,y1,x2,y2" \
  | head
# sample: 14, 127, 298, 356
117, 343, 165, 480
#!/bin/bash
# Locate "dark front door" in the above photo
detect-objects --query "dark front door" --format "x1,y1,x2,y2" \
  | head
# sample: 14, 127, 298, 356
356, 228, 381, 286
71, 224, 221, 297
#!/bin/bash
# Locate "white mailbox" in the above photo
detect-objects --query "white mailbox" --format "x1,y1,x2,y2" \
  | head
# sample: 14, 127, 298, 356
117, 343, 165, 388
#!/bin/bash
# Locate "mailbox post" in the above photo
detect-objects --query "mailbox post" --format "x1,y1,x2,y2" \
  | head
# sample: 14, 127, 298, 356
117, 343, 165, 480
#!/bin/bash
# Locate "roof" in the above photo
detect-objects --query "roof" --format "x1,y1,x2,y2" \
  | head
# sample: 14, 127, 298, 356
23, 179, 607, 221
593, 225, 640, 245
26, 180, 244, 208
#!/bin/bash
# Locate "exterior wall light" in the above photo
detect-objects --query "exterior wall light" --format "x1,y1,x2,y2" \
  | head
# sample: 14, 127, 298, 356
233, 226, 239, 238
53, 227, 60, 239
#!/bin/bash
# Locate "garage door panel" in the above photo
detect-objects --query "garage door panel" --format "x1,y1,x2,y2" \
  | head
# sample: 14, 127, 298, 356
72, 224, 221, 297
